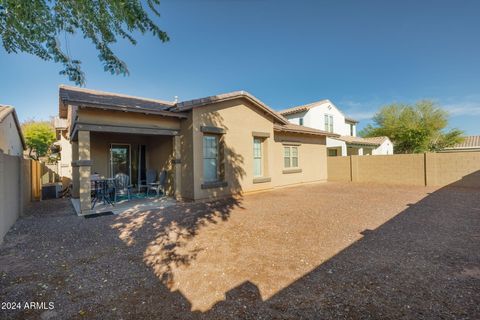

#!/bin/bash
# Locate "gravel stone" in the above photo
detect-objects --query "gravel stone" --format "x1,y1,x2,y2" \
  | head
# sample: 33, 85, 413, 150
0, 182, 479, 319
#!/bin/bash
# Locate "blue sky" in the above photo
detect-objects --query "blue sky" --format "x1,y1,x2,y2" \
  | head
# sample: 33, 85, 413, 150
1, 0, 479, 134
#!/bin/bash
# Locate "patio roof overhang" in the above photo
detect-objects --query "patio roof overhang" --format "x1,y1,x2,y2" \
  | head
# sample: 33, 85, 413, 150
70, 122, 180, 141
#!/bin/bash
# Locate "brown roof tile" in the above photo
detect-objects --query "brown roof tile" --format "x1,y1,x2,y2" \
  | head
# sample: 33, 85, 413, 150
59, 85, 181, 119
448, 136, 480, 149
335, 135, 382, 146
274, 123, 339, 137
278, 99, 330, 116
362, 136, 389, 144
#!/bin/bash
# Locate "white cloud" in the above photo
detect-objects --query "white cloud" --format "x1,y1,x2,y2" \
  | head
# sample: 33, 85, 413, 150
338, 99, 378, 120
346, 111, 376, 120
443, 102, 480, 116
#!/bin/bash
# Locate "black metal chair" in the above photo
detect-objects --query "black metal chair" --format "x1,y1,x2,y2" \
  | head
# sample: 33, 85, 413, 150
114, 173, 132, 202
147, 170, 167, 197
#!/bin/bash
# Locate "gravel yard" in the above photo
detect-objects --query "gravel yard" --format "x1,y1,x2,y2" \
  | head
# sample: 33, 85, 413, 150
1, 181, 479, 319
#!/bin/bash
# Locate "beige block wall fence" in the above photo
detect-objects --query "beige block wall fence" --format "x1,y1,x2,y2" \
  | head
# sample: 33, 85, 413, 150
328, 151, 480, 188
0, 151, 38, 243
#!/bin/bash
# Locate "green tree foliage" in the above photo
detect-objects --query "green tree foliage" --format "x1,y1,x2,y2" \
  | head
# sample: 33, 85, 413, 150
360, 101, 464, 154
22, 121, 56, 160
0, 0, 169, 85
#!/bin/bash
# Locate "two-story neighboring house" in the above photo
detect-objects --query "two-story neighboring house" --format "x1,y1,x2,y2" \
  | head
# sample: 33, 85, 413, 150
279, 99, 393, 156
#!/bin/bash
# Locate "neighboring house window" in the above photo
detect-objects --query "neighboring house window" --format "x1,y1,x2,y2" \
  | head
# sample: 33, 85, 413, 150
299, 118, 304, 126
328, 149, 338, 157
324, 114, 334, 132
253, 138, 263, 177
203, 135, 219, 182
284, 146, 298, 168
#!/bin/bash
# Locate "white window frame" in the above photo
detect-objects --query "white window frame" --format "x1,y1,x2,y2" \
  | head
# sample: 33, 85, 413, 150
253, 137, 263, 177
283, 146, 299, 168
203, 134, 219, 182
324, 114, 334, 133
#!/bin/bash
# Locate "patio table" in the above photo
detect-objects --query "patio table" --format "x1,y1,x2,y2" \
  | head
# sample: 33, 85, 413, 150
91, 178, 115, 209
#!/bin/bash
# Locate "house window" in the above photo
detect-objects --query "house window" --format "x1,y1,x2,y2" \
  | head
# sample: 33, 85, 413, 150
299, 118, 304, 126
284, 146, 298, 168
328, 149, 338, 157
253, 138, 263, 177
350, 123, 354, 136
203, 135, 219, 182
324, 114, 334, 132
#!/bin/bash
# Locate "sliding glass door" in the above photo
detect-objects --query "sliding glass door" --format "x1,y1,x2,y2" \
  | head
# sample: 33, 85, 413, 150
110, 144, 131, 178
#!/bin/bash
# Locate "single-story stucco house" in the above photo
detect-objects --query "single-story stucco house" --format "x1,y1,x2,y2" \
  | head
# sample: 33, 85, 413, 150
0, 105, 26, 156
58, 86, 338, 215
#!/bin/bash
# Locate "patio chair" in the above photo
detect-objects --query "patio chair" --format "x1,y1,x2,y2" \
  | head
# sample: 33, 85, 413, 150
114, 173, 132, 202
147, 170, 167, 197
146, 168, 157, 186
138, 169, 156, 192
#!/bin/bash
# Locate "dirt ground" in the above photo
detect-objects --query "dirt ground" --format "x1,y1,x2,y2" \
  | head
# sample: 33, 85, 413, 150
1, 181, 479, 319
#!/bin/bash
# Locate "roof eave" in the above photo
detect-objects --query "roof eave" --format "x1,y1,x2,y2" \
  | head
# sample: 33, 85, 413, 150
62, 100, 188, 119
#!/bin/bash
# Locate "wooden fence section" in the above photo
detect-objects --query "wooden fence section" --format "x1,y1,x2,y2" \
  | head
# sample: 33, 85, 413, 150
328, 151, 480, 188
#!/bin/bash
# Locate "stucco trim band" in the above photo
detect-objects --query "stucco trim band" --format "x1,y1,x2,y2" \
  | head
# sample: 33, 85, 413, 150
253, 177, 272, 184
200, 126, 226, 134
252, 132, 271, 138
201, 181, 228, 189
282, 168, 302, 174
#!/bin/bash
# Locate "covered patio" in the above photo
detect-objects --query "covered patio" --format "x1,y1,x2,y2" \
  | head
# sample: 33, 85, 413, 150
71, 126, 184, 215
60, 86, 186, 216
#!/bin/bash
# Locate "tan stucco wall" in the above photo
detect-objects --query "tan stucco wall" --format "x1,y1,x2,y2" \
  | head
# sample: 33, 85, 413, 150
425, 152, 480, 188
0, 113, 23, 156
272, 132, 327, 187
77, 108, 181, 130
355, 154, 426, 186
327, 152, 480, 188
327, 156, 351, 181
187, 99, 328, 200
0, 152, 31, 243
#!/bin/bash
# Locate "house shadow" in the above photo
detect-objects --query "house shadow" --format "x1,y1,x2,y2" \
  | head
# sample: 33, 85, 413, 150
199, 170, 480, 318
103, 170, 480, 319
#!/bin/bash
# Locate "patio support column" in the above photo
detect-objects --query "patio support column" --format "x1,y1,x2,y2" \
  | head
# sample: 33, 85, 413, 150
71, 140, 80, 198
78, 130, 92, 213
173, 135, 182, 199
